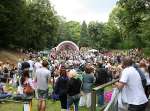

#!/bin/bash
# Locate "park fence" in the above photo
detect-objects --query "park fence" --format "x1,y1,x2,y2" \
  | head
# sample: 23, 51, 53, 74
91, 79, 119, 111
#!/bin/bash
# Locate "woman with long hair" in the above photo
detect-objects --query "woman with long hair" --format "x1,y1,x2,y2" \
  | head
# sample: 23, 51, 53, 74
21, 70, 33, 96
54, 65, 68, 111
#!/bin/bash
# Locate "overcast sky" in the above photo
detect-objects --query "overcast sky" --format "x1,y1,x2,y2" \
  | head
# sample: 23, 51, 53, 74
50, 0, 118, 23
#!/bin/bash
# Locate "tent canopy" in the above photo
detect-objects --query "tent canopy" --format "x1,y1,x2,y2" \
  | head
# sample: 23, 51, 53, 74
87, 49, 98, 53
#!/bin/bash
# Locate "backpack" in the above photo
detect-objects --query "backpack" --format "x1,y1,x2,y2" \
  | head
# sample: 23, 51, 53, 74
133, 64, 147, 88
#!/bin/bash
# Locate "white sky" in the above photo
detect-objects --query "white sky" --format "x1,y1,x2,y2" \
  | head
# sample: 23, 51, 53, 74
50, 0, 117, 23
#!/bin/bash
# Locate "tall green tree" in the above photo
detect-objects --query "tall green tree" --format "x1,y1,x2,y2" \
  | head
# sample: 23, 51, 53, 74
0, 0, 59, 50
65, 21, 81, 43
22, 0, 59, 49
56, 20, 81, 45
79, 21, 88, 47
109, 0, 150, 48
88, 22, 106, 49
0, 0, 25, 48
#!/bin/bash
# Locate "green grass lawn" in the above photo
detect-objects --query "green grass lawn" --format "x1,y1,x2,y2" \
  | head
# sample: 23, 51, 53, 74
0, 99, 88, 111
0, 83, 113, 111
0, 84, 88, 111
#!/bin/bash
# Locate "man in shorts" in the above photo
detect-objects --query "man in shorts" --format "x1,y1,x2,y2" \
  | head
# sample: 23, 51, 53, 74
35, 60, 51, 111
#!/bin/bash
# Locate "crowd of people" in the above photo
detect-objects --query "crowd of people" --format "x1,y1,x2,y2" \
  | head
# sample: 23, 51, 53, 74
0, 48, 150, 111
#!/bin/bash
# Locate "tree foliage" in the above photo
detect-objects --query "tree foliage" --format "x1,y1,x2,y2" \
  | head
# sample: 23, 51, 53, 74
56, 19, 81, 45
109, 0, 150, 49
80, 21, 89, 47
0, 0, 59, 50
0, 0, 149, 50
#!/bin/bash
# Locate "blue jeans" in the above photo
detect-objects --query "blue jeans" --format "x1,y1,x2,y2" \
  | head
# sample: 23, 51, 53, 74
67, 94, 80, 111
98, 94, 104, 105
97, 89, 104, 106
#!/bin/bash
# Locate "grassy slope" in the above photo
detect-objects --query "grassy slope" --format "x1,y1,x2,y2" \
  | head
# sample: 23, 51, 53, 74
0, 50, 25, 64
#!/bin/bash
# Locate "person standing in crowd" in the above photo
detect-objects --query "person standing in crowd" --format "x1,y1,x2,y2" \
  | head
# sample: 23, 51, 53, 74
139, 61, 150, 98
0, 62, 3, 75
3, 61, 10, 72
9, 64, 16, 78
27, 55, 34, 78
67, 70, 82, 111
21, 60, 30, 72
3, 61, 10, 77
17, 59, 22, 76
95, 62, 109, 106
79, 64, 95, 108
33, 57, 42, 98
54, 65, 68, 111
21, 70, 33, 96
34, 57, 42, 75
115, 57, 148, 111
148, 59, 150, 76
35, 60, 51, 111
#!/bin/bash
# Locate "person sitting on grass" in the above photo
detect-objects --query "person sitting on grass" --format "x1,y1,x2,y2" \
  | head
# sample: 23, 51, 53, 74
0, 82, 12, 99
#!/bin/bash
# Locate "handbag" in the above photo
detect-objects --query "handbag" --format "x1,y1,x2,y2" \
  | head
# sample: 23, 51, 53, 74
23, 83, 34, 94
118, 88, 128, 111
50, 92, 59, 100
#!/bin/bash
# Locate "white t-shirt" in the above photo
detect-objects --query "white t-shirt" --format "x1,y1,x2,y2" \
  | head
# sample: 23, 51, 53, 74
34, 62, 42, 71
27, 60, 34, 71
17, 62, 22, 70
120, 66, 148, 105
